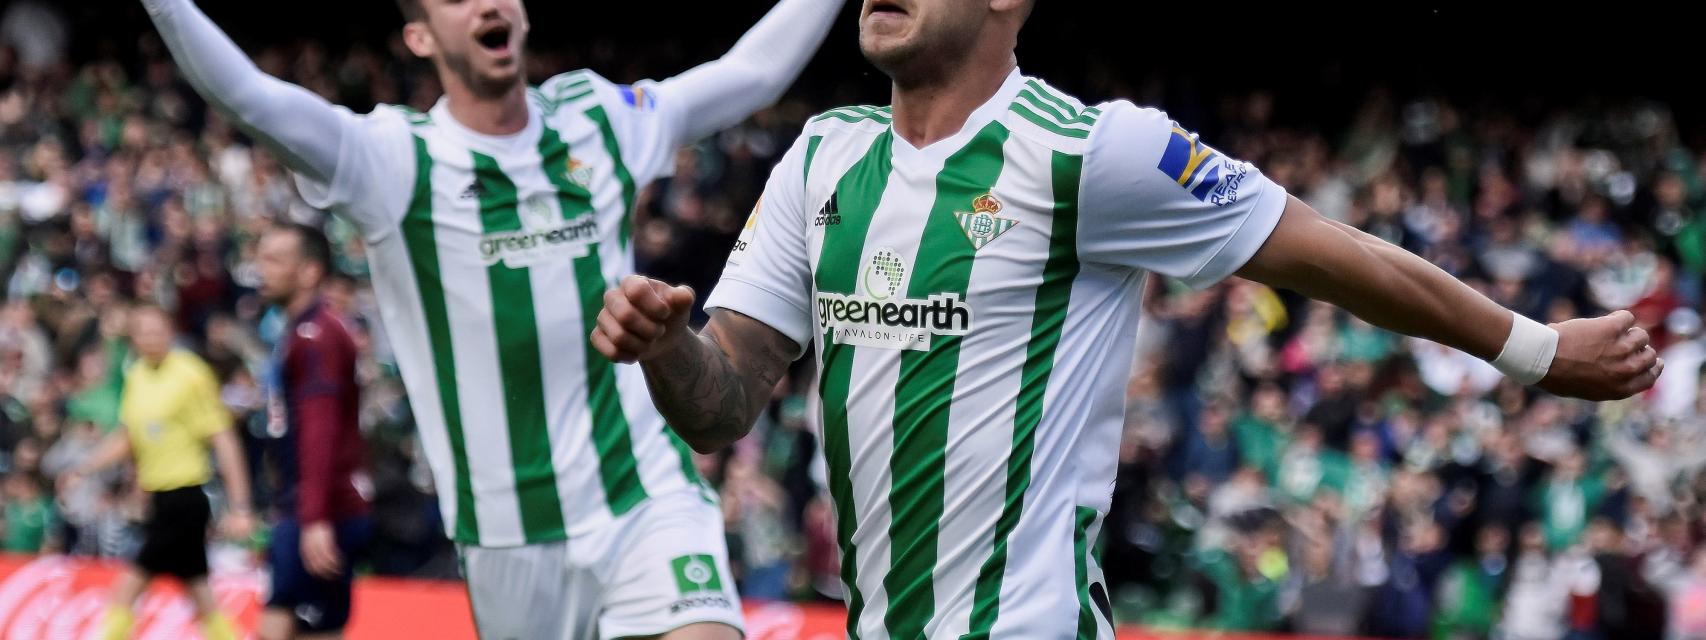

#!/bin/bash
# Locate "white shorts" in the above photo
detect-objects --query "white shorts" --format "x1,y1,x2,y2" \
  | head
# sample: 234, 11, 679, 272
459, 490, 744, 639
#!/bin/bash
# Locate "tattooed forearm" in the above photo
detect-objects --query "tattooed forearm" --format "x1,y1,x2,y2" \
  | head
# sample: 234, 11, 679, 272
642, 335, 750, 448
639, 309, 799, 452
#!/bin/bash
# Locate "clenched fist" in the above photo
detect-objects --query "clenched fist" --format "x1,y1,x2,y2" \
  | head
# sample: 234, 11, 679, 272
592, 275, 697, 363
1538, 310, 1664, 401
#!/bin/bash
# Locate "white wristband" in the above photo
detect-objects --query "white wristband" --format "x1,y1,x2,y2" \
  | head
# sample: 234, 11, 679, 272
1491, 311, 1559, 385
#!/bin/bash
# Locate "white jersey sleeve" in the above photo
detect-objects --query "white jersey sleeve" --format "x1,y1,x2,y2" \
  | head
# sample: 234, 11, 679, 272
141, 0, 414, 237
702, 134, 814, 353
1078, 101, 1288, 288
647, 0, 840, 146
289, 106, 416, 242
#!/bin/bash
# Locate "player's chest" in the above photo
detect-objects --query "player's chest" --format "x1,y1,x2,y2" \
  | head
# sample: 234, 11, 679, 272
804, 162, 1070, 351
417, 130, 624, 270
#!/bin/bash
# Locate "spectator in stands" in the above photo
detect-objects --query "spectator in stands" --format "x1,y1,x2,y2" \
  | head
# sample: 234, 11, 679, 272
1, 470, 55, 552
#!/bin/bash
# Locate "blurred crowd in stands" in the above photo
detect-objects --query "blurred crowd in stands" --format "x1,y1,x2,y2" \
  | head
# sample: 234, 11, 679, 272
7, 2, 1706, 638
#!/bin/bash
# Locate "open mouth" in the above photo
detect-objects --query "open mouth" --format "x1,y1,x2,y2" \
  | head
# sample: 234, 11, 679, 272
475, 23, 513, 54
869, 0, 907, 17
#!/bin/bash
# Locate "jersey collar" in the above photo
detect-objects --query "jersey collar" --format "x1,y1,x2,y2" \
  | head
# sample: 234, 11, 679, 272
429, 97, 544, 154
890, 67, 1027, 159
289, 297, 326, 328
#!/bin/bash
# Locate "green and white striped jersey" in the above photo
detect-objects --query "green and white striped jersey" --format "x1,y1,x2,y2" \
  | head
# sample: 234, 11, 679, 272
706, 69, 1288, 638
294, 70, 703, 548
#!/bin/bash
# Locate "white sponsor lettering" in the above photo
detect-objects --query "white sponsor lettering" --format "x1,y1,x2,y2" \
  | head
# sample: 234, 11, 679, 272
478, 214, 599, 268
814, 292, 973, 351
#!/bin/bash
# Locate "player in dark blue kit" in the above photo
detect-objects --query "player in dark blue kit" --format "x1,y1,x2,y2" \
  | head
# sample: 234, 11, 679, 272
255, 222, 370, 640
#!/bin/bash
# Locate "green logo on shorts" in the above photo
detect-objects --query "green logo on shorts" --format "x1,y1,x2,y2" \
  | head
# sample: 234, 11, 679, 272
670, 554, 723, 594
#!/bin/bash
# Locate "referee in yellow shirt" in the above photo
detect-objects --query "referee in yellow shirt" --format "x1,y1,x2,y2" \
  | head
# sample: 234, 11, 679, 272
64, 305, 255, 640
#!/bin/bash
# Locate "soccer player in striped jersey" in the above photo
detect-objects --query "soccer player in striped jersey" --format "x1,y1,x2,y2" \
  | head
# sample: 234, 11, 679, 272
140, 0, 843, 637
596, 1, 1666, 638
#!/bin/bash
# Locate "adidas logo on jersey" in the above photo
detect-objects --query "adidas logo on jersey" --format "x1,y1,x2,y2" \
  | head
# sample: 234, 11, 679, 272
814, 247, 974, 351
813, 192, 842, 227
460, 182, 485, 200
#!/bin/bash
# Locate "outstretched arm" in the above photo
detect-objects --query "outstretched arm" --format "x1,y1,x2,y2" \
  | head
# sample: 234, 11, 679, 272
653, 0, 843, 146
142, 0, 348, 183
1237, 196, 1662, 400
592, 277, 799, 452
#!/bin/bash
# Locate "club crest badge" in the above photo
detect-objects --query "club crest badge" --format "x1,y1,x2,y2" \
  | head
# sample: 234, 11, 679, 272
955, 192, 1017, 251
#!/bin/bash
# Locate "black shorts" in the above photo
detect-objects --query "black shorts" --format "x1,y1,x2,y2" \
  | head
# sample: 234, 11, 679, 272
135, 486, 211, 580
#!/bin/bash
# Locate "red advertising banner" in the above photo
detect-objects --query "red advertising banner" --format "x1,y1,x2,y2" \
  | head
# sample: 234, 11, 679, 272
0, 554, 1360, 640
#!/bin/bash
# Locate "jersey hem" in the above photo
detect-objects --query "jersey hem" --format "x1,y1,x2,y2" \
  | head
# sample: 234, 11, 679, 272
446, 487, 709, 548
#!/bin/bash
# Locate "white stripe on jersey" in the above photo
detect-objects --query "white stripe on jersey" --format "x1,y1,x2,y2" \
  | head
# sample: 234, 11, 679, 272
928, 136, 1054, 640
837, 144, 943, 636
421, 129, 529, 544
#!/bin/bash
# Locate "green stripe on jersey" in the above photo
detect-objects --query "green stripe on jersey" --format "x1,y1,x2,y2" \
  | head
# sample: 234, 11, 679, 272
557, 89, 594, 105
538, 125, 652, 517
1024, 80, 1079, 117
815, 129, 895, 640
400, 136, 479, 543
663, 428, 708, 488
1074, 506, 1099, 640
1011, 99, 1091, 140
1015, 90, 1078, 128
964, 151, 1084, 638
584, 105, 637, 251
535, 74, 595, 116
804, 136, 823, 184
573, 255, 649, 516
472, 152, 567, 543
813, 106, 892, 125
847, 106, 894, 124
1025, 80, 1099, 127
814, 110, 871, 125
883, 121, 1011, 639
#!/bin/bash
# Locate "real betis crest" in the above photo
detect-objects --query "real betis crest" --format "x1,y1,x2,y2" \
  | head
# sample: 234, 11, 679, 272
955, 192, 1017, 251
566, 157, 594, 189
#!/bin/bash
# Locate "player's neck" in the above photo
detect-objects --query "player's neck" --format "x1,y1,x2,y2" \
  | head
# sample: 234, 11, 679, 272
442, 79, 531, 137
286, 290, 319, 319
888, 55, 1016, 148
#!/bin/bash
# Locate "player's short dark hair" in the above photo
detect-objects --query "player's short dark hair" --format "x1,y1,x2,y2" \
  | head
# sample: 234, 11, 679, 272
273, 221, 335, 281
395, 0, 425, 22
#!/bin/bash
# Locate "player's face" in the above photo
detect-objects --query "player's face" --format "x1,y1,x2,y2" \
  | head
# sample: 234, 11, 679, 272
255, 231, 304, 305
859, 0, 983, 80
410, 0, 531, 96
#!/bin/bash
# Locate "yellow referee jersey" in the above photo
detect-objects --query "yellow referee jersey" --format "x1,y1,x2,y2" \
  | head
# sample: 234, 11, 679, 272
118, 350, 230, 492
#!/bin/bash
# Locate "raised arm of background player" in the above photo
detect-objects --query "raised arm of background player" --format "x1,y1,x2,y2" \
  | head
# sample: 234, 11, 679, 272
595, 192, 1662, 455
139, 0, 843, 184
